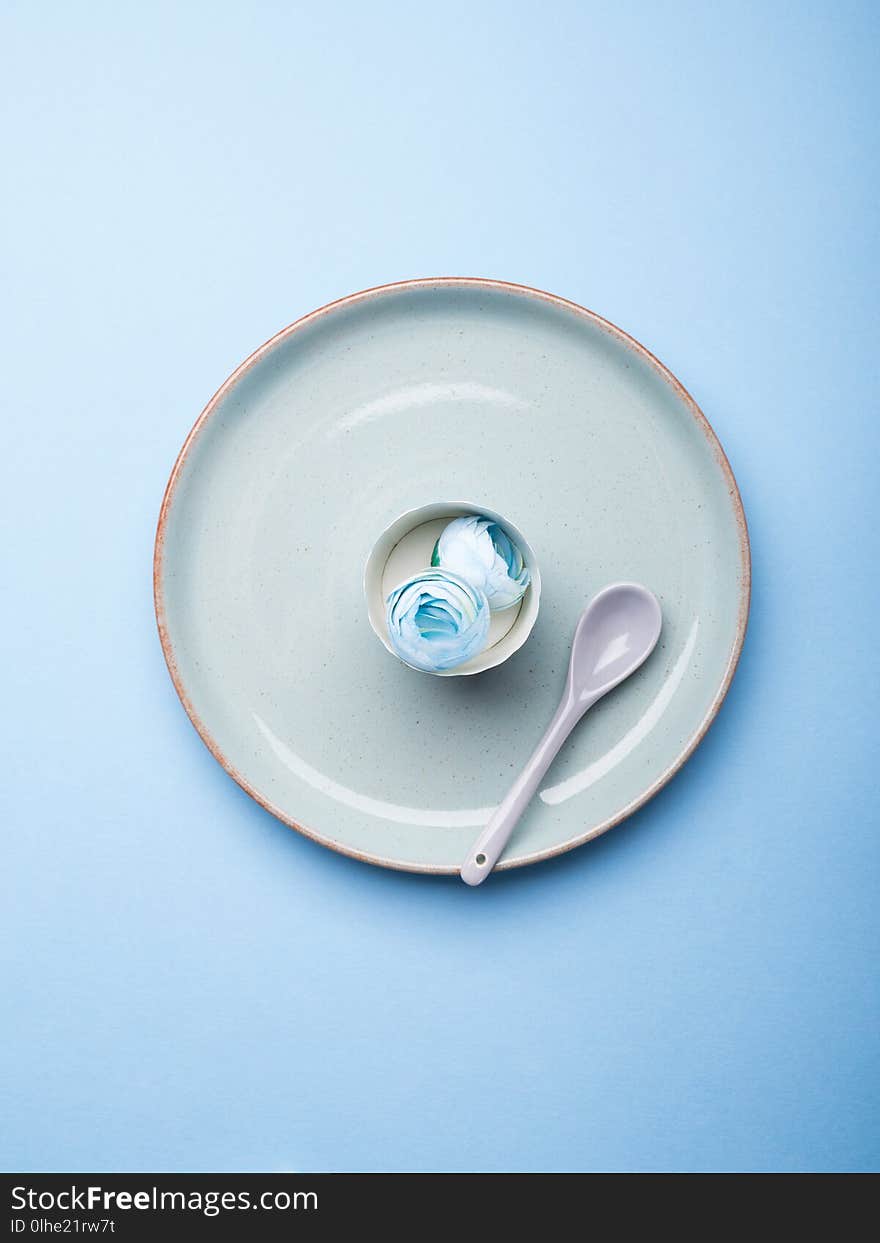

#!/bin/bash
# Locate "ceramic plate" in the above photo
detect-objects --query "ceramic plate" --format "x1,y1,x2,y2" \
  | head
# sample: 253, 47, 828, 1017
154, 279, 749, 874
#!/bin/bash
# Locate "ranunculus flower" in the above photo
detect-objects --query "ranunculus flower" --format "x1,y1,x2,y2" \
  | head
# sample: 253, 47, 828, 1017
431, 515, 530, 610
385, 569, 491, 672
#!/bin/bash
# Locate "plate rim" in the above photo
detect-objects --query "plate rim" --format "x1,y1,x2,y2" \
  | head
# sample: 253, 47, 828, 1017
153, 277, 751, 875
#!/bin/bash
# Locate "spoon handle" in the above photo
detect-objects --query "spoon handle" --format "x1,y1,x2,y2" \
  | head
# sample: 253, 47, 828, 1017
460, 697, 588, 886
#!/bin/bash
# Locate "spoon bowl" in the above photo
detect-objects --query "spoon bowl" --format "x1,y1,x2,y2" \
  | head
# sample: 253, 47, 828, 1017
567, 583, 663, 704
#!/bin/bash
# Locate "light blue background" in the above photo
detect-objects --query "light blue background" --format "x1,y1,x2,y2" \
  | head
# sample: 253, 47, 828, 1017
2, 1, 877, 1173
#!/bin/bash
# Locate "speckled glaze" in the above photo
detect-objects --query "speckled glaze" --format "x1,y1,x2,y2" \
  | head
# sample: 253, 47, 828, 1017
154, 279, 750, 874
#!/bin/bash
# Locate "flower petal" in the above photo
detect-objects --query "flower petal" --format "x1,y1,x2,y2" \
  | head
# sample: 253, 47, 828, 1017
385, 569, 491, 672
432, 515, 530, 611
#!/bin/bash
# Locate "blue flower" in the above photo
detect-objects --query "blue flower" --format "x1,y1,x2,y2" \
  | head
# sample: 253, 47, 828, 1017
431, 515, 530, 610
385, 569, 491, 672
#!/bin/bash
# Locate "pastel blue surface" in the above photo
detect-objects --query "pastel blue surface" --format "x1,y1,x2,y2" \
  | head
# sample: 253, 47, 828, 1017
2, 2, 877, 1173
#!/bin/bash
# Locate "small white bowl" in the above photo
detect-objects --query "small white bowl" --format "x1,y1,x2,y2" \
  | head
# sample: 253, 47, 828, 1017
364, 501, 541, 676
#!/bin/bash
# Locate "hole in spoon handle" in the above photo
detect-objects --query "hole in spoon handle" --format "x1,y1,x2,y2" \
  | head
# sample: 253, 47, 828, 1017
461, 841, 499, 886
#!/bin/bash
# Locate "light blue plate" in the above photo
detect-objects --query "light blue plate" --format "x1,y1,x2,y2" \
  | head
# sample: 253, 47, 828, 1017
155, 279, 750, 874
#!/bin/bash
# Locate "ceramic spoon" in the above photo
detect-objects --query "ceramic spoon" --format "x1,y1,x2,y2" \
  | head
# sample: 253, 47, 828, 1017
460, 583, 662, 886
